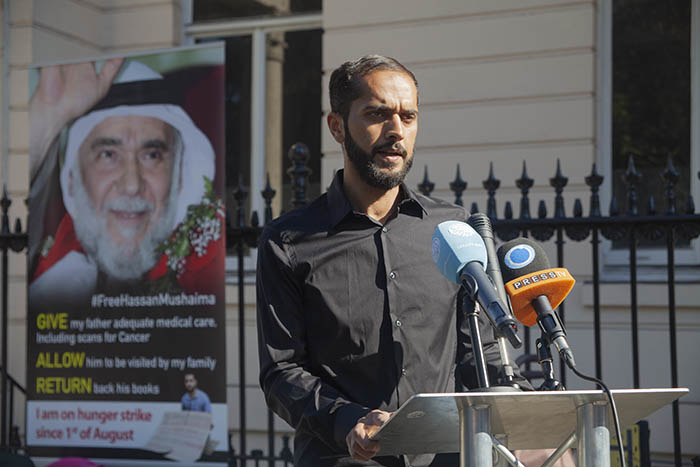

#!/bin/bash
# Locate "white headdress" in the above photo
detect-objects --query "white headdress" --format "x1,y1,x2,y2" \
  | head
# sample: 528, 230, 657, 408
60, 60, 216, 227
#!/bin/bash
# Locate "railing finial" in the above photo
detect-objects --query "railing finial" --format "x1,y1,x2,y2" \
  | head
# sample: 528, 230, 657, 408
450, 164, 467, 206
550, 159, 568, 218
1, 185, 10, 235
262, 172, 277, 225
417, 165, 435, 196
585, 163, 604, 217
287, 142, 312, 208
482, 162, 500, 219
622, 154, 641, 216
663, 153, 679, 216
234, 173, 249, 228
516, 161, 534, 220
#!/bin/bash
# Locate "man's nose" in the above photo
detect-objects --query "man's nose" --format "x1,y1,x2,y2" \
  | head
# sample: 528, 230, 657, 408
118, 153, 144, 196
384, 114, 405, 141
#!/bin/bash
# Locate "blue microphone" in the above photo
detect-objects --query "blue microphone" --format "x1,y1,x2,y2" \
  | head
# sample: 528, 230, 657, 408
432, 221, 521, 348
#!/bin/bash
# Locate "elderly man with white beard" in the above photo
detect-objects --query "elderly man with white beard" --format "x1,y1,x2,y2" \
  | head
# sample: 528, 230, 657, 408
67, 112, 182, 284
28, 59, 223, 307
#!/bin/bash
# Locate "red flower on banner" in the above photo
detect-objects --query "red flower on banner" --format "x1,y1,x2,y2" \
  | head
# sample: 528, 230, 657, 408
147, 177, 225, 294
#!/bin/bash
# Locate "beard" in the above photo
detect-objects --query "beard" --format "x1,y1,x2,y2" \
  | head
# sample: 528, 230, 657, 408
71, 176, 177, 281
344, 122, 414, 190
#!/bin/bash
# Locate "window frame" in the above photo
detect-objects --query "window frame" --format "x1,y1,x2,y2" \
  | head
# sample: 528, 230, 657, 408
596, 0, 700, 275
183, 1, 322, 279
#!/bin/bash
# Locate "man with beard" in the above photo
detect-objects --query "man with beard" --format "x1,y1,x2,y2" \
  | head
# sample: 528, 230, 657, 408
181, 373, 212, 413
256, 55, 532, 467
28, 59, 222, 306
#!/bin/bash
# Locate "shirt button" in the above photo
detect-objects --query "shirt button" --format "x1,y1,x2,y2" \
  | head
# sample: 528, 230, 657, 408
401, 368, 407, 376
382, 227, 388, 233
389, 271, 397, 280
395, 319, 402, 327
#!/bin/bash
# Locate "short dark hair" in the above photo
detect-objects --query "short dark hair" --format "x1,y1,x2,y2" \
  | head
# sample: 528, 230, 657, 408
329, 54, 418, 120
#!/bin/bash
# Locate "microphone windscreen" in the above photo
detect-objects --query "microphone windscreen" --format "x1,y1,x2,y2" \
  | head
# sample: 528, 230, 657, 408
496, 238, 575, 326
431, 221, 487, 284
497, 237, 551, 282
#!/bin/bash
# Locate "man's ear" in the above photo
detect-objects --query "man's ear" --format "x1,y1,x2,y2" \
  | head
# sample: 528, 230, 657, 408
327, 112, 345, 144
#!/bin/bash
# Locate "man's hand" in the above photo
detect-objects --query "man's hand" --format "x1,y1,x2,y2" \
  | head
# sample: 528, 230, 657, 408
345, 409, 392, 461
29, 57, 124, 179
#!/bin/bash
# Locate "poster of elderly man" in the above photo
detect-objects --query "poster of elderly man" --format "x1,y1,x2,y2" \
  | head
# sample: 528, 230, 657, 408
26, 44, 227, 463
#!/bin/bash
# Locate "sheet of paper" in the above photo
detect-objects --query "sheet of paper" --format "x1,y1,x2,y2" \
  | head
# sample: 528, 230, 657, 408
144, 411, 213, 463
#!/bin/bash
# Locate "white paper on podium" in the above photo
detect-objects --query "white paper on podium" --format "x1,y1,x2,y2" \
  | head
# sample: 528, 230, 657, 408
144, 411, 213, 462
370, 388, 688, 456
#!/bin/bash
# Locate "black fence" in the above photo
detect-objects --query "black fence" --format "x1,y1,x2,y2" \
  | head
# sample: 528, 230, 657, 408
1, 144, 699, 466
228, 144, 700, 467
0, 187, 28, 454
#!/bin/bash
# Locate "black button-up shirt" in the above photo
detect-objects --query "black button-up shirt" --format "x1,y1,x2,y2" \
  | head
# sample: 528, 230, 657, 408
256, 171, 522, 467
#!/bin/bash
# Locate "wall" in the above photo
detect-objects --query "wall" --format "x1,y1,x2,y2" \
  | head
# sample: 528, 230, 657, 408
321, 0, 699, 460
0, 0, 697, 462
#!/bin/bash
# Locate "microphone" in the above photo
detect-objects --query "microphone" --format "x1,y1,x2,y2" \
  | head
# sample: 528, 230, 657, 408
432, 221, 521, 348
496, 237, 577, 368
467, 214, 510, 310
467, 213, 519, 385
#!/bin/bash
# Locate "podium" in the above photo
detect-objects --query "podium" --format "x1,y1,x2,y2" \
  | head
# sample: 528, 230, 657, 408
370, 388, 687, 467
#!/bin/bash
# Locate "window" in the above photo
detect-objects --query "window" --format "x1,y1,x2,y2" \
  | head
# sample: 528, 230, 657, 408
598, 0, 699, 274
186, 1, 322, 263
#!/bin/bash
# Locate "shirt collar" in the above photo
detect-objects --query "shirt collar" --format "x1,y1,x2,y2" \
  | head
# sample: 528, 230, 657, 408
327, 170, 428, 228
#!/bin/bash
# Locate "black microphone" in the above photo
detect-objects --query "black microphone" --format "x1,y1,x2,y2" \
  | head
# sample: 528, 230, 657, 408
432, 221, 521, 348
467, 213, 510, 310
467, 213, 519, 384
496, 237, 577, 368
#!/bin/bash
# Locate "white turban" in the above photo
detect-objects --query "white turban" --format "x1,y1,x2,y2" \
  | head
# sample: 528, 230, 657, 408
60, 61, 216, 229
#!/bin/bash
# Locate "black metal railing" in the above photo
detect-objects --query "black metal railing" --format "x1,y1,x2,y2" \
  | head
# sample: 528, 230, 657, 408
0, 188, 28, 452
0, 144, 698, 465
227, 144, 700, 466
0, 369, 26, 454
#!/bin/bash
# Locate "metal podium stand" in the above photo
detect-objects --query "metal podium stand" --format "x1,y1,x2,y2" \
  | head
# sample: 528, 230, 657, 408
370, 388, 688, 467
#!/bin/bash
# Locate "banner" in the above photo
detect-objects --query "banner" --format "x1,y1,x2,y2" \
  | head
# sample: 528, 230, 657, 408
26, 44, 227, 463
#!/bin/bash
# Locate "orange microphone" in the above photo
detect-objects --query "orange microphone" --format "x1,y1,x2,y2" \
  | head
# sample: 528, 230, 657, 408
497, 238, 577, 368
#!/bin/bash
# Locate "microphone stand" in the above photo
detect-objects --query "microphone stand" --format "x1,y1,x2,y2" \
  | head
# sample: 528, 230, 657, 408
463, 296, 518, 392
464, 298, 490, 389
464, 298, 526, 467
536, 335, 565, 391
468, 214, 519, 387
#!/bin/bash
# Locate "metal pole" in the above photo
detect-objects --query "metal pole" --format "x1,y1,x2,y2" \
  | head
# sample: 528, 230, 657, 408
491, 435, 523, 467
237, 237, 246, 465
465, 301, 490, 389
267, 409, 274, 467
555, 226, 566, 387
576, 401, 610, 467
592, 227, 602, 379
1, 247, 6, 449
541, 431, 576, 467
629, 230, 639, 388
459, 403, 492, 467
666, 227, 681, 466
234, 184, 248, 466
1, 196, 9, 449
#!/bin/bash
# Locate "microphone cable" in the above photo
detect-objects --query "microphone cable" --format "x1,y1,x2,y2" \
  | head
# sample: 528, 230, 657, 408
495, 237, 626, 465
566, 360, 626, 467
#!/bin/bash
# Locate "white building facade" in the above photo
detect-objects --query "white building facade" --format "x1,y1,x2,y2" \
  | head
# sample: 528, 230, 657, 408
0, 0, 698, 463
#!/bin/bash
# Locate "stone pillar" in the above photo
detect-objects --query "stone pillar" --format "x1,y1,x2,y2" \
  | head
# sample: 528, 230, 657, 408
259, 0, 289, 216
265, 30, 285, 217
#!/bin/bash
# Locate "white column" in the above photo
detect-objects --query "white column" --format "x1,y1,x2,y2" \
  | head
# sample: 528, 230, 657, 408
1, 0, 11, 189
251, 28, 267, 221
